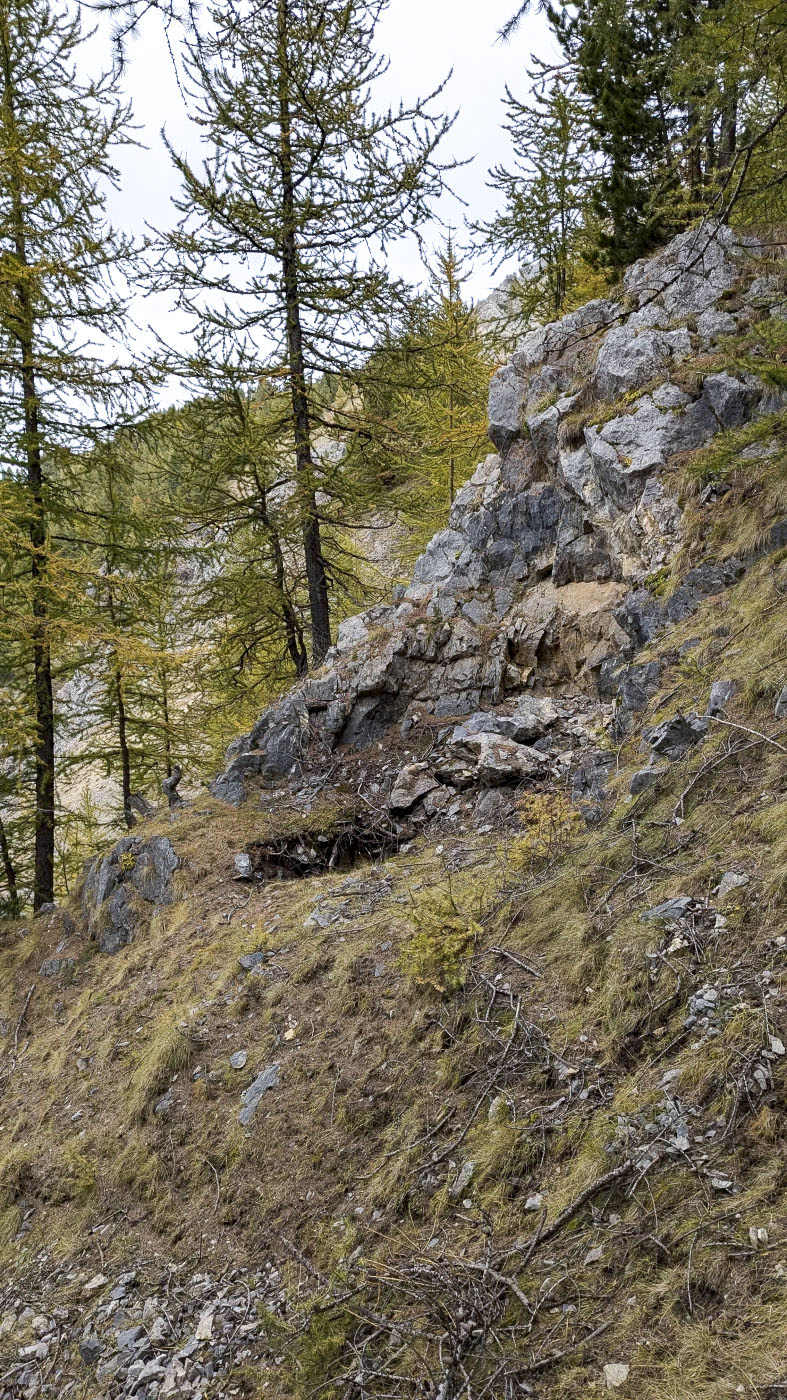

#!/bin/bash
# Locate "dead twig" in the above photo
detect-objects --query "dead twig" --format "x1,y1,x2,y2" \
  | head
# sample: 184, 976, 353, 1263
488, 945, 543, 978
3, 984, 36, 1082
708, 715, 787, 755
358, 1108, 456, 1179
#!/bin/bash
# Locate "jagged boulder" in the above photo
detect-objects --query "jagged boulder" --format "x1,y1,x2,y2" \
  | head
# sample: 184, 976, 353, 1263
451, 733, 548, 787
643, 712, 709, 762
388, 763, 441, 814
82, 835, 180, 953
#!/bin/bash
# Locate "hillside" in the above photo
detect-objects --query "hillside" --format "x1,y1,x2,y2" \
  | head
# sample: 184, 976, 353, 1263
2, 223, 787, 1400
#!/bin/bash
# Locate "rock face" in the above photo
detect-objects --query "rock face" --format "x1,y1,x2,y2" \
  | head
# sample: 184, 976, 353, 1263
82, 835, 180, 953
212, 225, 779, 808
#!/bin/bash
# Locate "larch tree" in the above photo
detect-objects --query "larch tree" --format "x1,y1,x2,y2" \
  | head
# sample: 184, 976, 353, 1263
161, 349, 311, 690
388, 239, 489, 543
417, 239, 490, 512
475, 65, 596, 318
162, 0, 455, 666
0, 0, 146, 906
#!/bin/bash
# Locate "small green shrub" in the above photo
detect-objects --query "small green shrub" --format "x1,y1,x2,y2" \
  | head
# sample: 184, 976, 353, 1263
400, 886, 481, 994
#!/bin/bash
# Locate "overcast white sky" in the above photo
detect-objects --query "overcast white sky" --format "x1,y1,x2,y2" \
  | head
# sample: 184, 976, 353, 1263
90, 0, 556, 371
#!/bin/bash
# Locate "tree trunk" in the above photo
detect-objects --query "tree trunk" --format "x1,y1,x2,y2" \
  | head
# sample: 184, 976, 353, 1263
448, 387, 455, 509
718, 82, 738, 171
686, 101, 703, 198
113, 657, 133, 828
105, 581, 134, 829
252, 466, 308, 676
276, 0, 331, 666
0, 810, 20, 917
1, 16, 55, 908
160, 670, 173, 779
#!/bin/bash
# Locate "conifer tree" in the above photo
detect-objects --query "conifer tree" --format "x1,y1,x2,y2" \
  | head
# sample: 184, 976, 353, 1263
162, 0, 454, 665
417, 239, 490, 511
475, 66, 595, 318
69, 434, 207, 832
161, 352, 311, 691
0, 0, 144, 904
544, 0, 679, 269
348, 242, 490, 562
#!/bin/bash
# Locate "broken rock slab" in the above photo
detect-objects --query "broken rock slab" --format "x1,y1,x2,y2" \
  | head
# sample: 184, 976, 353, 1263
82, 834, 181, 954
452, 733, 547, 787
38, 957, 75, 979
238, 1063, 280, 1127
716, 871, 750, 902
706, 679, 736, 717
641, 896, 698, 922
643, 712, 708, 761
388, 763, 441, 814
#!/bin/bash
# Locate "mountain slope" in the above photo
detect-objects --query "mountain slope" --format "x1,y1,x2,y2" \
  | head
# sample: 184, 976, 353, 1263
2, 225, 787, 1400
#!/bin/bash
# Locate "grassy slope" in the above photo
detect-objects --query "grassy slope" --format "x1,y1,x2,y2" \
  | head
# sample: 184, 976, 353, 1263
3, 348, 787, 1397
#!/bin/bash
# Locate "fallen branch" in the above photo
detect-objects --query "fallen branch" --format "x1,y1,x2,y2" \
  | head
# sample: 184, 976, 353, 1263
489, 945, 543, 978
459, 1259, 533, 1316
501, 1158, 635, 1260
3, 983, 36, 1083
708, 715, 787, 756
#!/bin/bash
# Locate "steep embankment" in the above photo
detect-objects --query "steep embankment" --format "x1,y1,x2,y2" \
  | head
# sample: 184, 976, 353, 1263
2, 225, 787, 1400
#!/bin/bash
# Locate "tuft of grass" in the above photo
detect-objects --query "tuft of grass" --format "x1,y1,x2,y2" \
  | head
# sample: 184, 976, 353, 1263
126, 1020, 193, 1123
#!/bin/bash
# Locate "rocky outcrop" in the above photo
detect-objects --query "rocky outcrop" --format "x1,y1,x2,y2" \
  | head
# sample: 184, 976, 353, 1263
212, 225, 781, 811
82, 835, 180, 953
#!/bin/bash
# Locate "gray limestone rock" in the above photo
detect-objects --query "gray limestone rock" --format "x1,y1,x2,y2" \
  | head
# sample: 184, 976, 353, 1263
702, 372, 761, 428
644, 712, 709, 761
462, 734, 547, 787
571, 750, 616, 822
552, 507, 616, 586
775, 684, 787, 719
79, 1333, 102, 1366
641, 896, 697, 922
96, 886, 139, 954
302, 676, 337, 710
128, 836, 180, 905
39, 957, 75, 978
200, 226, 775, 821
238, 951, 268, 973
239, 1064, 280, 1127
716, 871, 750, 903
614, 589, 668, 647
472, 787, 514, 826
526, 403, 561, 468
619, 661, 662, 714
210, 750, 263, 806
248, 693, 310, 781
388, 763, 440, 814
623, 223, 759, 318
488, 363, 525, 453
706, 680, 736, 717
585, 427, 654, 510
629, 766, 667, 795
115, 1326, 145, 1351
696, 307, 738, 343
665, 559, 745, 623
82, 834, 180, 954
593, 326, 683, 401
449, 695, 557, 748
